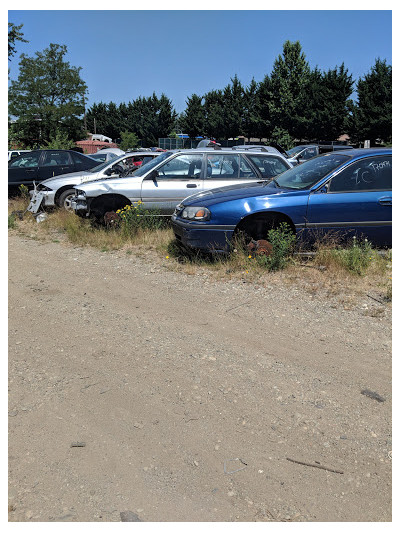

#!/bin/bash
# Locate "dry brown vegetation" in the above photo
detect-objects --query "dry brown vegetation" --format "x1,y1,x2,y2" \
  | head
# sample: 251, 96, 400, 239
8, 197, 392, 311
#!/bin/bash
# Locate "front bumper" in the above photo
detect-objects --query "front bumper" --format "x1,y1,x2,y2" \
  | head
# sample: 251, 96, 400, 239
171, 215, 235, 253
28, 189, 56, 210
71, 193, 90, 217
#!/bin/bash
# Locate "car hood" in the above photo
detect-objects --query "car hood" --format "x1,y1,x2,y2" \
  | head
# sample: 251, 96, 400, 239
40, 170, 100, 188
184, 181, 292, 205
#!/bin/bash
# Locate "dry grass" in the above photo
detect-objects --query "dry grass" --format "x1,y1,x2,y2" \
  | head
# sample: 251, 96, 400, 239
8, 198, 392, 309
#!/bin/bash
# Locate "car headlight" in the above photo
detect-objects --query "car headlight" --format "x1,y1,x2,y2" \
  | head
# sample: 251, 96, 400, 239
37, 184, 52, 192
181, 206, 211, 221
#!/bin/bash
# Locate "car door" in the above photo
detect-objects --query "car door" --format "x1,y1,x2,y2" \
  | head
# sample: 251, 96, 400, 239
40, 151, 74, 180
8, 151, 41, 188
203, 153, 260, 191
140, 153, 204, 214
306, 155, 392, 246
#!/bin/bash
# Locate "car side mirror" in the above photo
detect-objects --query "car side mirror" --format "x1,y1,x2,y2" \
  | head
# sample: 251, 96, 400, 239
104, 168, 112, 176
148, 170, 159, 182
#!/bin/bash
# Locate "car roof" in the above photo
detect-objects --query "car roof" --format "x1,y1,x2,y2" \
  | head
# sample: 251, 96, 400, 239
171, 147, 287, 156
333, 147, 391, 157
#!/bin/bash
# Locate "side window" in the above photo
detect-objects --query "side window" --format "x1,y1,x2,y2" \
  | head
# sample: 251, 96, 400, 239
329, 156, 392, 192
205, 154, 244, 179
42, 151, 71, 166
247, 155, 288, 178
9, 153, 40, 168
156, 154, 203, 179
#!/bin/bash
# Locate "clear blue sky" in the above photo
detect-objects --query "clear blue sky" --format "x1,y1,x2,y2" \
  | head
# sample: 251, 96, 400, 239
8, 8, 392, 114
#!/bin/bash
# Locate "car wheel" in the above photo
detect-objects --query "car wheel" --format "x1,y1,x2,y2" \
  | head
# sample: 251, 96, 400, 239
57, 189, 76, 210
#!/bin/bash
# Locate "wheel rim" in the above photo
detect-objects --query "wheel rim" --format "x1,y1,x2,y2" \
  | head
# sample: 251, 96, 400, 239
63, 194, 75, 210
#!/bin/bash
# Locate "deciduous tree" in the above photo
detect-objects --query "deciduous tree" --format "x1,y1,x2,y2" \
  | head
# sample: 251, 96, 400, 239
8, 43, 87, 146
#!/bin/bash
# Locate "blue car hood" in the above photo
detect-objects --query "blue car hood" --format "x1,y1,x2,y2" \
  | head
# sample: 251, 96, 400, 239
186, 181, 288, 205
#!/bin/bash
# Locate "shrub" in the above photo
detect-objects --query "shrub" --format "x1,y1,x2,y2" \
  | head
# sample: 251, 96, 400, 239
18, 184, 29, 199
117, 201, 169, 234
255, 222, 296, 271
8, 213, 17, 229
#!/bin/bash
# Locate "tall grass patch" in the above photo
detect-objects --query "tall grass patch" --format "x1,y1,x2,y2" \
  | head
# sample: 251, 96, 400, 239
313, 236, 386, 276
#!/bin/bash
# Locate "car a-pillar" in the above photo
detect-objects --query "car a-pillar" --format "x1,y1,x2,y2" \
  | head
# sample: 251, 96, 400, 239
234, 212, 296, 255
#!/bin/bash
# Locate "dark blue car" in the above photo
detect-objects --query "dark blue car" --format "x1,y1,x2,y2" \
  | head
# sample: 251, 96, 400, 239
171, 148, 392, 252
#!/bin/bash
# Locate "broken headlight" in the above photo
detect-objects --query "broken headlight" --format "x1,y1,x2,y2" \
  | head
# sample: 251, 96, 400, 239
37, 184, 52, 192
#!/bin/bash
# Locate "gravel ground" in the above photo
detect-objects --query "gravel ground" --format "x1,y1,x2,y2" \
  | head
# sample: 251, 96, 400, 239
8, 233, 392, 522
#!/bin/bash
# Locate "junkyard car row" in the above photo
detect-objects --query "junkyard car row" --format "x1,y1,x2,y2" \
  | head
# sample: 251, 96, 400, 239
14, 143, 392, 253
71, 146, 292, 219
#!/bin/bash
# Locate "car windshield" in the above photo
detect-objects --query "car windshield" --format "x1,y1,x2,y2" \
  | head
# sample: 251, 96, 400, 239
274, 153, 351, 189
132, 151, 173, 177
286, 146, 309, 157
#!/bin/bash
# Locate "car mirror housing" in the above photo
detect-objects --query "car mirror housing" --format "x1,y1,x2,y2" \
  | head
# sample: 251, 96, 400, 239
147, 170, 159, 181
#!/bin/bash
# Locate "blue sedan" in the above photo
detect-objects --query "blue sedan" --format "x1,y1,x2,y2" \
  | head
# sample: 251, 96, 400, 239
171, 148, 392, 252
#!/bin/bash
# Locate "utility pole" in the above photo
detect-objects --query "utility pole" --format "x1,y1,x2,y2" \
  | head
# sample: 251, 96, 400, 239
83, 93, 87, 131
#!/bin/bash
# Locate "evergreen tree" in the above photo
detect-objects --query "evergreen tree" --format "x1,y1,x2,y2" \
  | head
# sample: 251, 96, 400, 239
157, 93, 178, 138
222, 75, 245, 138
242, 78, 262, 141
303, 64, 353, 141
269, 40, 311, 139
253, 74, 274, 141
350, 58, 392, 144
179, 94, 205, 138
203, 89, 225, 139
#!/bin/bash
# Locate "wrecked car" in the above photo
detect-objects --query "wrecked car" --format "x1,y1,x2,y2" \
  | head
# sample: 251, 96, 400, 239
27, 151, 162, 211
70, 146, 292, 222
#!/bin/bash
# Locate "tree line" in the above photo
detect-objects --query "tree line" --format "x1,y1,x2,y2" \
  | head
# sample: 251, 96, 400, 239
8, 26, 391, 150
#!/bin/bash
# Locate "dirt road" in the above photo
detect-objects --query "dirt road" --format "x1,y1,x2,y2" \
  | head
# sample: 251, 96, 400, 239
8, 233, 391, 522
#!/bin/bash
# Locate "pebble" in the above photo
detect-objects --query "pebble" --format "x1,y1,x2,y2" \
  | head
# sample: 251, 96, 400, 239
120, 511, 142, 522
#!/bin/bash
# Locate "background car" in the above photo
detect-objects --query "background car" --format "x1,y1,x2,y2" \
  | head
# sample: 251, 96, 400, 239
8, 149, 99, 192
29, 151, 162, 210
88, 152, 120, 163
171, 148, 392, 253
286, 144, 354, 165
71, 147, 292, 221
8, 149, 31, 161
